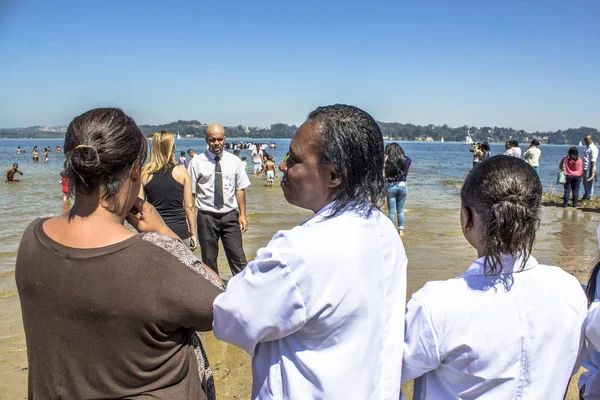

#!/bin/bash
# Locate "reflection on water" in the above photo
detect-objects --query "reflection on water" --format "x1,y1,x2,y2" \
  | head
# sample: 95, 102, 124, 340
1, 139, 600, 398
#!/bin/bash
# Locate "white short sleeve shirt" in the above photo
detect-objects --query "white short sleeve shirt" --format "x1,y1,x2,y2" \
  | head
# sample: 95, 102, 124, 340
187, 150, 250, 213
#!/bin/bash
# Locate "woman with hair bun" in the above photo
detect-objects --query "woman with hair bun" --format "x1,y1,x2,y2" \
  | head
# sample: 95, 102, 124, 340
15, 108, 223, 399
401, 156, 587, 399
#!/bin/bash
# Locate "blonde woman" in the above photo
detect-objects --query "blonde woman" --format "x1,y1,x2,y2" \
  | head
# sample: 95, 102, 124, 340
140, 131, 197, 248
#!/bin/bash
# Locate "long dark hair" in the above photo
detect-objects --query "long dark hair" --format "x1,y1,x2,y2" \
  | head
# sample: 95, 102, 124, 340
587, 258, 600, 305
384, 143, 407, 180
307, 104, 385, 218
461, 156, 542, 274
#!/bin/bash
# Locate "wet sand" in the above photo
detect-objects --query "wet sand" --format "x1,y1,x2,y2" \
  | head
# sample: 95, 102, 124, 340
1, 176, 599, 399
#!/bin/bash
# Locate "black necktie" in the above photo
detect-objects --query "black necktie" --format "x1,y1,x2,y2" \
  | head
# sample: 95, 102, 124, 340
214, 156, 224, 209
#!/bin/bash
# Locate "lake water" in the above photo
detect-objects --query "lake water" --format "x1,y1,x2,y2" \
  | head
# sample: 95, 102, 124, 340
1, 138, 597, 399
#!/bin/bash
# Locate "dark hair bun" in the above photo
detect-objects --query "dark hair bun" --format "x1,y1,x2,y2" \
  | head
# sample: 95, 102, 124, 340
63, 108, 147, 202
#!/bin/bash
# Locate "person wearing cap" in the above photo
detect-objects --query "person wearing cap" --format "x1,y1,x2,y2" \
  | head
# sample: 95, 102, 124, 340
187, 124, 251, 277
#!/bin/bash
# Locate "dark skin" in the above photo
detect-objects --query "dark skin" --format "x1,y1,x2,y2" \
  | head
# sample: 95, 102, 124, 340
5, 165, 23, 182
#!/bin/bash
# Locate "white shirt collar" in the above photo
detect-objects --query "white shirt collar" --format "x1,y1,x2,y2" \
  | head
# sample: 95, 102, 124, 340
462, 254, 538, 277
205, 150, 224, 160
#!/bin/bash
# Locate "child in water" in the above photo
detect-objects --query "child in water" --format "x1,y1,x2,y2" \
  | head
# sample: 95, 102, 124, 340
264, 156, 276, 187
240, 156, 248, 173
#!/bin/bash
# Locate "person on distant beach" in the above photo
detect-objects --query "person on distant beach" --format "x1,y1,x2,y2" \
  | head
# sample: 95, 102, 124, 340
579, 235, 600, 398
240, 156, 248, 173
59, 172, 70, 202
187, 148, 197, 160
523, 139, 541, 174
56, 145, 62, 153
213, 104, 407, 399
233, 149, 241, 158
16, 146, 22, 154
503, 140, 521, 158
141, 131, 197, 248
251, 147, 262, 175
384, 143, 411, 235
187, 123, 250, 276
582, 134, 598, 200
5, 163, 23, 182
559, 147, 582, 208
264, 155, 276, 187
469, 142, 485, 167
178, 151, 187, 168
32, 146, 39, 162
15, 108, 223, 400
401, 156, 586, 399
43, 148, 49, 163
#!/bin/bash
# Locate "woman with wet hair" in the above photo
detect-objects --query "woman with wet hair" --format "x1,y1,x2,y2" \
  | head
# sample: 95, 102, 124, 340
15, 108, 223, 399
560, 147, 583, 208
141, 131, 197, 249
384, 143, 411, 235
401, 156, 587, 399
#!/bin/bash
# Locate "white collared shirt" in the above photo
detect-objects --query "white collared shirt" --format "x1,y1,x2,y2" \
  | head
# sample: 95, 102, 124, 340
402, 255, 587, 400
187, 150, 250, 214
580, 272, 600, 398
213, 202, 407, 399
584, 143, 599, 171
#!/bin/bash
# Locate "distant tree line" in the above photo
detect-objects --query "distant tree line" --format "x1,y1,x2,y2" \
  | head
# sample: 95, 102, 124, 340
2, 120, 597, 145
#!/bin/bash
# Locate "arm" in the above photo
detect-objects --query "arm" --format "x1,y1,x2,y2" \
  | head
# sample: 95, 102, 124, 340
559, 157, 565, 170
182, 170, 197, 246
213, 246, 306, 355
402, 296, 442, 383
18, 170, 23, 175
235, 189, 247, 232
188, 158, 199, 196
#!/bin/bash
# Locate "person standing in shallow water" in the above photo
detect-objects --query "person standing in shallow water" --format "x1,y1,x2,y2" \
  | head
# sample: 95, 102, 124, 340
213, 104, 407, 399
582, 134, 598, 200
559, 147, 582, 208
384, 143, 411, 235
15, 108, 223, 400
187, 124, 251, 276
401, 156, 586, 399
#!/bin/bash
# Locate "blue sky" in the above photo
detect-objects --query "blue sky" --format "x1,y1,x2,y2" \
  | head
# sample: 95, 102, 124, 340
0, 0, 598, 131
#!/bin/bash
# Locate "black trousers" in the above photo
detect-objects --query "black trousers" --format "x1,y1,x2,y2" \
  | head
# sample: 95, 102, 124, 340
196, 209, 247, 276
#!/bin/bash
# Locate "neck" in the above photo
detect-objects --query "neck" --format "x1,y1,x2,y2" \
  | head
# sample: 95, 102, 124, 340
69, 194, 124, 225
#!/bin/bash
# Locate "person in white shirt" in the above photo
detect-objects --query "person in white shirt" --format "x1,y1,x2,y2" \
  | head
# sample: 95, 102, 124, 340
582, 134, 598, 200
187, 124, 250, 276
523, 139, 541, 175
402, 156, 587, 400
580, 230, 600, 399
503, 140, 522, 158
213, 104, 407, 399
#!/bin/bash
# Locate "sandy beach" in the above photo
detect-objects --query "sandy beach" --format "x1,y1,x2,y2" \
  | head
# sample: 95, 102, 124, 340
2, 172, 598, 399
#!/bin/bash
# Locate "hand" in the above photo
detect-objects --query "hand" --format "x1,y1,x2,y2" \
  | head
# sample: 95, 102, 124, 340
126, 198, 178, 238
190, 235, 198, 250
589, 173, 596, 182
239, 214, 248, 233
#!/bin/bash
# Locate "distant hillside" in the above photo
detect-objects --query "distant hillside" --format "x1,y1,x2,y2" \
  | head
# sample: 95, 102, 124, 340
2, 120, 597, 145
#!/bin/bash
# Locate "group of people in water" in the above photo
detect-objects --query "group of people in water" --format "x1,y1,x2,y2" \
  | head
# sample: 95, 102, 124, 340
15, 145, 61, 163
11, 105, 600, 399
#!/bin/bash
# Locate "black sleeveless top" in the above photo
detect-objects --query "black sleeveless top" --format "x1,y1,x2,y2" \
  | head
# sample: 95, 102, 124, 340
144, 165, 189, 240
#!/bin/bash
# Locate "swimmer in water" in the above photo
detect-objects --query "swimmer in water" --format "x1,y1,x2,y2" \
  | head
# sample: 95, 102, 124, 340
32, 146, 39, 162
16, 146, 22, 154
43, 148, 49, 162
5, 163, 23, 182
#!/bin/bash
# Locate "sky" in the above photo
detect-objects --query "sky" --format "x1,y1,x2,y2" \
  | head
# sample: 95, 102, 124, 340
0, 0, 598, 132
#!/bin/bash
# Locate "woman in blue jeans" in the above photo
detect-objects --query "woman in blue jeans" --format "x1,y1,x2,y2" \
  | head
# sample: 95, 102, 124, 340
384, 143, 412, 235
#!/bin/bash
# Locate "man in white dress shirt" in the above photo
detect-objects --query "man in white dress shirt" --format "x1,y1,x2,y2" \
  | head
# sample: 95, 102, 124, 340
187, 124, 250, 276
213, 104, 408, 399
582, 134, 598, 200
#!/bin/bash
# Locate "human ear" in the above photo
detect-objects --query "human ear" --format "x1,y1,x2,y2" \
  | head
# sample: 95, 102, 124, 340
327, 166, 341, 189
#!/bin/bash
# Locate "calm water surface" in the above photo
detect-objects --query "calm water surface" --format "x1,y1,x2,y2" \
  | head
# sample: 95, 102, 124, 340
0, 138, 597, 399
